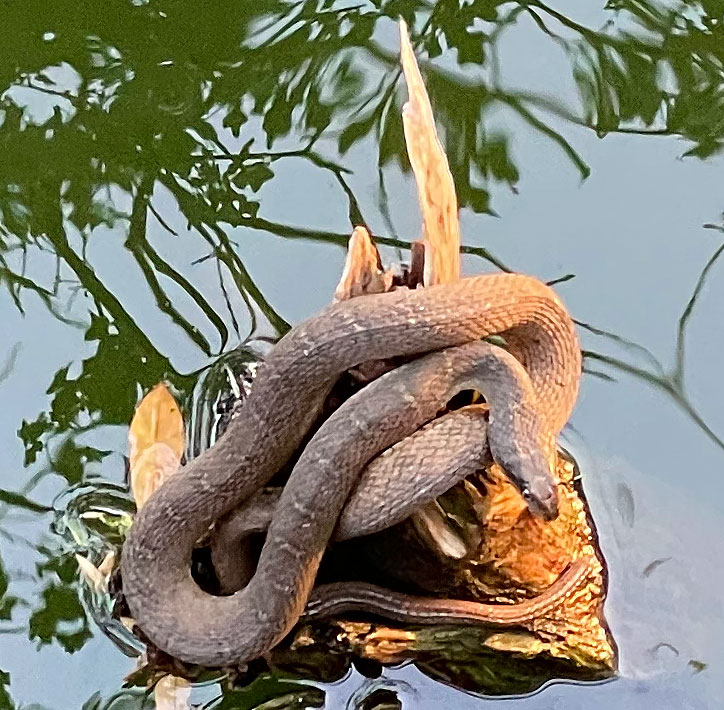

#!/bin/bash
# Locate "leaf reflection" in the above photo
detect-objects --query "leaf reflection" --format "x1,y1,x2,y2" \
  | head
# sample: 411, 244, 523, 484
581, 241, 724, 453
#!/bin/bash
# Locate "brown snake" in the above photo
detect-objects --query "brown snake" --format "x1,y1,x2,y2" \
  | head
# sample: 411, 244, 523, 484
209, 404, 497, 593
122, 274, 582, 666
303, 558, 591, 624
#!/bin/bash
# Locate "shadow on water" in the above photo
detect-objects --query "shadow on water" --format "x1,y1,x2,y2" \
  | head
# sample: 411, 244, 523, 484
1, 1, 724, 707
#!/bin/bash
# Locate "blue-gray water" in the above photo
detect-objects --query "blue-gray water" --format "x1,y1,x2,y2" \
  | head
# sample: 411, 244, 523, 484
1, 1, 723, 707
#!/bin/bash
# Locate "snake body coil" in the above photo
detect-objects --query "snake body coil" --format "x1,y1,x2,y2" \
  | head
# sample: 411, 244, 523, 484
122, 274, 581, 666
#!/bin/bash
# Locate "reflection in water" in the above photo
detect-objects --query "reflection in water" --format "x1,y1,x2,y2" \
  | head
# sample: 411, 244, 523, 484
2, 1, 724, 707
351, 682, 407, 710
580, 242, 724, 452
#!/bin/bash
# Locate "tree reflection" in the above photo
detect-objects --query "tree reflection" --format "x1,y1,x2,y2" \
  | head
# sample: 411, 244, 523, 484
0, 670, 15, 710
2, 0, 723, 487
1, 0, 724, 702
580, 241, 724, 452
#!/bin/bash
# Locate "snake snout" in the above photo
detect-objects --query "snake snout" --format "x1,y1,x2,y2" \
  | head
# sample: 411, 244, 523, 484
521, 482, 559, 521
495, 448, 560, 521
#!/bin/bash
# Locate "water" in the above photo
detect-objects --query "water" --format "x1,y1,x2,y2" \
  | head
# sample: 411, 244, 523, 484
1, 1, 723, 707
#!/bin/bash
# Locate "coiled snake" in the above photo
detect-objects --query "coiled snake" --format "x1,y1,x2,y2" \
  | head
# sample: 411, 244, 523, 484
122, 274, 582, 666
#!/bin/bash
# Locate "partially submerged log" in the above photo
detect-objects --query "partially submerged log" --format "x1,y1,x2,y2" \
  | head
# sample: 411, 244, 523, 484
118, 227, 614, 696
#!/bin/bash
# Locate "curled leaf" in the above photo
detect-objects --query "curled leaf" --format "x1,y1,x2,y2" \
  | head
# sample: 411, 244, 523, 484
128, 383, 185, 509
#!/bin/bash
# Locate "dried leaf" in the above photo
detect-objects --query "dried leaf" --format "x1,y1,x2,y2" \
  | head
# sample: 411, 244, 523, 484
76, 554, 106, 593
129, 383, 185, 509
399, 19, 461, 287
334, 227, 391, 301
97, 551, 116, 578
119, 616, 135, 632
154, 675, 191, 710
412, 503, 468, 559
76, 553, 107, 593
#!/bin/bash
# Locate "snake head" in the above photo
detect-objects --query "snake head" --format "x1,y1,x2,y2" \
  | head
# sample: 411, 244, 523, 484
520, 480, 559, 521
493, 447, 560, 521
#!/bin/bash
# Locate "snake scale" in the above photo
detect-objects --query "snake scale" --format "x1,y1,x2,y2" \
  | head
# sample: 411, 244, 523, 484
122, 273, 582, 666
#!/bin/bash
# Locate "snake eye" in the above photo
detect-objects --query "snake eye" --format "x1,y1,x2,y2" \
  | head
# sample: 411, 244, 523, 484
521, 486, 532, 501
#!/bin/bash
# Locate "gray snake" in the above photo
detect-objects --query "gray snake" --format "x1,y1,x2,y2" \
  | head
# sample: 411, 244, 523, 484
121, 274, 581, 666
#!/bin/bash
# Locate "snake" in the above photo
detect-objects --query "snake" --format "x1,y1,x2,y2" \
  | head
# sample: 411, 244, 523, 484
209, 404, 497, 594
210, 389, 531, 593
302, 557, 590, 625
122, 273, 582, 666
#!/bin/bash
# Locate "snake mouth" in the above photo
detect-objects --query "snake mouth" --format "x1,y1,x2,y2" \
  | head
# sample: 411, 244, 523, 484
493, 448, 560, 522
521, 484, 559, 521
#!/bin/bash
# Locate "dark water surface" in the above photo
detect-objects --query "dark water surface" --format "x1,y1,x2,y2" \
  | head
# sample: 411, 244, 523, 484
2, 1, 724, 708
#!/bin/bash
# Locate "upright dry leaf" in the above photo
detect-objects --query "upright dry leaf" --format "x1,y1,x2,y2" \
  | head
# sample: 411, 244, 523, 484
128, 383, 185, 509
399, 19, 461, 287
76, 551, 116, 593
335, 227, 392, 301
